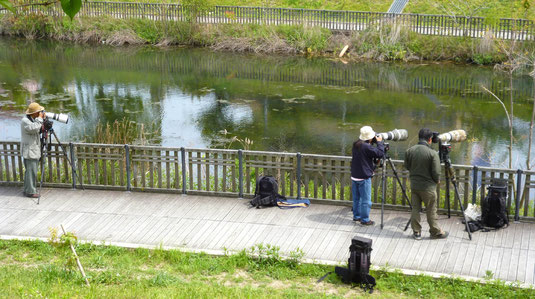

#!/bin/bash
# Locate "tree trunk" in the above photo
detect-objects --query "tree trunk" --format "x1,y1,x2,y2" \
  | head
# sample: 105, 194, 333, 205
509, 72, 514, 169
528, 74, 535, 170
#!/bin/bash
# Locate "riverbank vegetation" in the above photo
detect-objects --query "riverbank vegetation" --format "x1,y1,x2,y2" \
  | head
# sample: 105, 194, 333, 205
1, 238, 533, 298
2, 13, 534, 65
78, 0, 535, 20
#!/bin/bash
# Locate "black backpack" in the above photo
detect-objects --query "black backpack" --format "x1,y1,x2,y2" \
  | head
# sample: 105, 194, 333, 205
481, 179, 509, 229
334, 236, 376, 293
250, 176, 284, 208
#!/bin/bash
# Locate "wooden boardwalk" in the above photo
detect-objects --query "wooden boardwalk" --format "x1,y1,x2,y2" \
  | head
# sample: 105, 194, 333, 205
1, 186, 534, 285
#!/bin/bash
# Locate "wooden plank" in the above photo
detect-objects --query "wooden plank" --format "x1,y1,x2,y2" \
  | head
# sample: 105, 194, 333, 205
210, 221, 240, 250
160, 218, 187, 245
526, 250, 535, 285
7, 210, 51, 236
141, 217, 170, 244
84, 214, 114, 240
188, 220, 218, 248
120, 215, 150, 241
515, 249, 528, 283
170, 219, 202, 247
460, 243, 477, 276
197, 220, 226, 250
498, 248, 513, 281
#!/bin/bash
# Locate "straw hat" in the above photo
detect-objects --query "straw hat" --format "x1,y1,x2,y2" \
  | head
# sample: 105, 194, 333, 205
25, 102, 44, 115
359, 126, 376, 141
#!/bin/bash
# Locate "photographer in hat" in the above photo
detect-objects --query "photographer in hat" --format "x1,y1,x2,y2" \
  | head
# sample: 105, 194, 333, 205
21, 102, 46, 198
350, 126, 384, 226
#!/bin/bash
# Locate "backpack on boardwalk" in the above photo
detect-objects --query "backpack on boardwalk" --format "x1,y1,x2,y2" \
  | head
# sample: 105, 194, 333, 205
250, 175, 285, 208
481, 178, 509, 229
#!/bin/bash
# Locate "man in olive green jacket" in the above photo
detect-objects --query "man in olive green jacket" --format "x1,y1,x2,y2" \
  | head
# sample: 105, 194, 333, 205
404, 128, 448, 240
21, 102, 45, 198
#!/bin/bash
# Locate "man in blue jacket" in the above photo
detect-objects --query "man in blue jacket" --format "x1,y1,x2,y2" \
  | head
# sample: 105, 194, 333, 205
351, 126, 384, 225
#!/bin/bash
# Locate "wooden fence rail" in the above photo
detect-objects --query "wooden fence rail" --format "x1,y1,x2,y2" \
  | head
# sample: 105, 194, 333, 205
1, 141, 534, 221
4, 1, 534, 40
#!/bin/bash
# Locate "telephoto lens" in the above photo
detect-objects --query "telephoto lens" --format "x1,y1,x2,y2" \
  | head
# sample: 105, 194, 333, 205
46, 112, 69, 124
376, 129, 408, 141
438, 130, 466, 143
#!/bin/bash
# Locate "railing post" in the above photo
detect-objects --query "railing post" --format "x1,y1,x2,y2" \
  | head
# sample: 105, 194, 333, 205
515, 169, 523, 222
125, 144, 131, 191
296, 152, 301, 199
181, 147, 187, 194
472, 166, 478, 204
69, 142, 76, 189
238, 150, 244, 198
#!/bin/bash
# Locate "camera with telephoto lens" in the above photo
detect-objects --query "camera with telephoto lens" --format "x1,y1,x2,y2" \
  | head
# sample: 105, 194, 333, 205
371, 129, 408, 167
432, 129, 467, 163
45, 112, 70, 124
41, 111, 70, 134
373, 129, 408, 144
431, 130, 466, 144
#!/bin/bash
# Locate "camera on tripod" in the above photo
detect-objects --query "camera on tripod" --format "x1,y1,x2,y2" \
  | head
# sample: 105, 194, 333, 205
372, 129, 408, 166
41, 111, 70, 134
46, 112, 69, 124
373, 129, 408, 144
431, 130, 467, 163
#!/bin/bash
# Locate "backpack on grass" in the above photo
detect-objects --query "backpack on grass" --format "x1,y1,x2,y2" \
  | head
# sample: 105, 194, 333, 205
334, 236, 376, 293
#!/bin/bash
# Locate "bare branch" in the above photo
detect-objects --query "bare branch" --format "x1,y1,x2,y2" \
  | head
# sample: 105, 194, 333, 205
480, 85, 512, 126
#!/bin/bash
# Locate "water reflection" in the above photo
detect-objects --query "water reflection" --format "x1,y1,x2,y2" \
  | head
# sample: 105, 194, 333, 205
0, 38, 533, 169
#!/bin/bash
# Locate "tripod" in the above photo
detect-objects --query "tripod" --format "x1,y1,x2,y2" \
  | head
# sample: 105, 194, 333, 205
38, 127, 84, 204
380, 144, 413, 230
439, 142, 472, 240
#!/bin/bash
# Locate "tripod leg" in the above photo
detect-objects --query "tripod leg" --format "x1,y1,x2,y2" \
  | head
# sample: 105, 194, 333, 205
51, 131, 84, 190
38, 144, 47, 205
385, 158, 413, 231
381, 158, 386, 229
445, 168, 451, 218
448, 167, 472, 240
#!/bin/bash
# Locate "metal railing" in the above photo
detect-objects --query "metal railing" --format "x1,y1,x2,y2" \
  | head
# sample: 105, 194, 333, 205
1, 141, 534, 221
5, 1, 535, 40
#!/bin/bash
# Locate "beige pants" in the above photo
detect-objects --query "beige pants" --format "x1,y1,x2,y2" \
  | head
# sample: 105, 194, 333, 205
410, 189, 443, 236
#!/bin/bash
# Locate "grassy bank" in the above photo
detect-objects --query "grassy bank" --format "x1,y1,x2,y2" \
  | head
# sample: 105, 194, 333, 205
1, 238, 533, 298
3, 14, 533, 65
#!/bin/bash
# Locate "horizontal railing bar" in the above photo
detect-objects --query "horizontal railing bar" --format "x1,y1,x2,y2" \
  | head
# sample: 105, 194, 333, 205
73, 142, 125, 148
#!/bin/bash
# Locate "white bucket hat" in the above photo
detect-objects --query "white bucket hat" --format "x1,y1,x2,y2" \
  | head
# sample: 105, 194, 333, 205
359, 126, 376, 141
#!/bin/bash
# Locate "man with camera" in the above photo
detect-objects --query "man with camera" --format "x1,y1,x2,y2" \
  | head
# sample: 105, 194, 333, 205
351, 126, 385, 226
404, 128, 448, 240
21, 102, 45, 198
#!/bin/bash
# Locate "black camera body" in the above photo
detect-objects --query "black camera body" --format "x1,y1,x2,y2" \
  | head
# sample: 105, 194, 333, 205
431, 132, 440, 144
439, 143, 451, 163
40, 118, 54, 135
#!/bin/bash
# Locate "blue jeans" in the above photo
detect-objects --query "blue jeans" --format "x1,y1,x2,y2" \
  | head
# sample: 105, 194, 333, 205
352, 179, 372, 222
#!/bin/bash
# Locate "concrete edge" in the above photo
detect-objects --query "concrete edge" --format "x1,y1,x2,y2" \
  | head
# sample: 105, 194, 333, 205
1, 234, 533, 290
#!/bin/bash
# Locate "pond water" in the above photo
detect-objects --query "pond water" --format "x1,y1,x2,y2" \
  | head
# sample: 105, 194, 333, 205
0, 38, 534, 169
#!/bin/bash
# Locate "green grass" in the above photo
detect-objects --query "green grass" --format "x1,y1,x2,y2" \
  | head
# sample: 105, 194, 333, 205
0, 239, 534, 298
